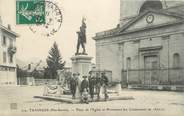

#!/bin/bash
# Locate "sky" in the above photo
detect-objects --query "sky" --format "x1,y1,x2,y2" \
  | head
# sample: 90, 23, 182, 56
0, 0, 120, 66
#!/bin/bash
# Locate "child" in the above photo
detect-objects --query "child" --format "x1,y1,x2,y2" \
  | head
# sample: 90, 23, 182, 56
81, 88, 89, 104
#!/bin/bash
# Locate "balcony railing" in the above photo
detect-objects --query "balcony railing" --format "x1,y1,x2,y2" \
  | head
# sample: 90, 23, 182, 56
8, 46, 17, 55
122, 68, 184, 85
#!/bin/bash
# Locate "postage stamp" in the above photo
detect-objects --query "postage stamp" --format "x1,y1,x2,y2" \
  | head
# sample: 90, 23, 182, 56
16, 0, 45, 24
29, 1, 63, 37
16, 0, 63, 36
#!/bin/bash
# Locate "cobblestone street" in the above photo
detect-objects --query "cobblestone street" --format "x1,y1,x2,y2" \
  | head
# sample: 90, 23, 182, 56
0, 86, 184, 116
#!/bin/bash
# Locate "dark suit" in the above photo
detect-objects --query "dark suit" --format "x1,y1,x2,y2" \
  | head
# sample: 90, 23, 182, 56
89, 76, 96, 99
70, 77, 78, 98
101, 75, 109, 100
95, 76, 101, 99
81, 79, 89, 93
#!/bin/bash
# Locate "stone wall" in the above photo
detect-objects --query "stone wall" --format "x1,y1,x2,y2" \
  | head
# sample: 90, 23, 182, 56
0, 31, 16, 67
0, 68, 17, 85
96, 41, 122, 82
123, 32, 184, 85
95, 22, 184, 86
0, 27, 17, 85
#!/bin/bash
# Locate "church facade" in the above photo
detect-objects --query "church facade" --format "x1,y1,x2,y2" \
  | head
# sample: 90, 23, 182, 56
0, 21, 18, 85
93, 0, 184, 87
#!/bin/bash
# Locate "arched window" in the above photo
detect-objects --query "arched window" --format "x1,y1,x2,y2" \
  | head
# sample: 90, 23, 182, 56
139, 0, 163, 14
173, 53, 180, 68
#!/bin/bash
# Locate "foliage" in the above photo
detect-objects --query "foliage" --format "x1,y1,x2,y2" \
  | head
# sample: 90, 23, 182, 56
32, 69, 44, 79
45, 42, 65, 79
16, 65, 30, 77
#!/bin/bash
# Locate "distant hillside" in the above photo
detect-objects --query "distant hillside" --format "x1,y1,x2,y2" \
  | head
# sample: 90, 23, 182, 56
16, 58, 28, 68
16, 59, 47, 70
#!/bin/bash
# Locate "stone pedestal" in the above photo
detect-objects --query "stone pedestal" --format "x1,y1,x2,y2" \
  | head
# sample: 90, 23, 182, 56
115, 83, 122, 96
71, 55, 93, 78
75, 87, 80, 98
71, 55, 93, 99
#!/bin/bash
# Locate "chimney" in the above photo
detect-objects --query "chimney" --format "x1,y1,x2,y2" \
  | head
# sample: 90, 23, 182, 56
28, 64, 31, 70
8, 24, 11, 30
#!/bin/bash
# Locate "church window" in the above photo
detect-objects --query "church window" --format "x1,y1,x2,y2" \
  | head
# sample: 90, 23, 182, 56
173, 53, 180, 68
126, 57, 131, 70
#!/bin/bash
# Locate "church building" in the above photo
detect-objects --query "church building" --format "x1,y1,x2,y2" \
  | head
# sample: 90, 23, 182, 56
93, 0, 184, 88
0, 18, 18, 85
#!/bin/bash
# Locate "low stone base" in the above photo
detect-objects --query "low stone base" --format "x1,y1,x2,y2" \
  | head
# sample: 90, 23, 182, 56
128, 84, 184, 91
34, 94, 134, 104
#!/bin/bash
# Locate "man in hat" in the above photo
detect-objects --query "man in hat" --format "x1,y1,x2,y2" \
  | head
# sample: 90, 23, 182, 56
76, 72, 81, 97
101, 72, 109, 100
95, 72, 101, 100
80, 76, 89, 93
70, 73, 78, 99
88, 71, 96, 100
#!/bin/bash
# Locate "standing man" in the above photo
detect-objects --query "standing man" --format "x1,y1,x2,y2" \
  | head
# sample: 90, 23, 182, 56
76, 72, 82, 97
70, 73, 78, 99
88, 71, 96, 101
95, 73, 101, 100
80, 76, 89, 93
101, 72, 109, 100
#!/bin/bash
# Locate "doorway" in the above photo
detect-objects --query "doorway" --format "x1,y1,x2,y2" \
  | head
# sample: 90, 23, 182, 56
144, 55, 159, 85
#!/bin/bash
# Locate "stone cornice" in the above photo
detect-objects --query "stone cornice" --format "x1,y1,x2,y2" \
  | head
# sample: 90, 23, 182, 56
121, 20, 184, 35
96, 30, 184, 46
0, 25, 19, 37
0, 65, 16, 68
94, 20, 184, 40
139, 46, 162, 52
71, 55, 93, 63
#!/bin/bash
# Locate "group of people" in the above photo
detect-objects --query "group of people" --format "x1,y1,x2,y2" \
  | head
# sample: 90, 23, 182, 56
69, 71, 109, 103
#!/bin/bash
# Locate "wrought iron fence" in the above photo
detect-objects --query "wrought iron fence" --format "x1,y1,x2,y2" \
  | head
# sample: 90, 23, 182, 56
122, 68, 184, 85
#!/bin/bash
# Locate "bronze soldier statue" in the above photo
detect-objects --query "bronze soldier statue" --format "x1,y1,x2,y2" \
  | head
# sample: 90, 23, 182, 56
75, 18, 87, 55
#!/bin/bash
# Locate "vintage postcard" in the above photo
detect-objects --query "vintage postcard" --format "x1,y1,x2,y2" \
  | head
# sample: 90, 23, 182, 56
0, 0, 184, 116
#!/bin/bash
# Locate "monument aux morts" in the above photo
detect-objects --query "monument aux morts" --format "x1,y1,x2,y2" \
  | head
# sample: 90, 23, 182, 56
71, 18, 93, 79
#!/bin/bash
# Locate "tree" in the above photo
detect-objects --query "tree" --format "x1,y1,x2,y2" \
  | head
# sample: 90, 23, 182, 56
32, 69, 44, 79
46, 42, 65, 79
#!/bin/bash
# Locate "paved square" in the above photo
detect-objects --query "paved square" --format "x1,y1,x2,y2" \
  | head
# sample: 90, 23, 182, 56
0, 86, 183, 116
